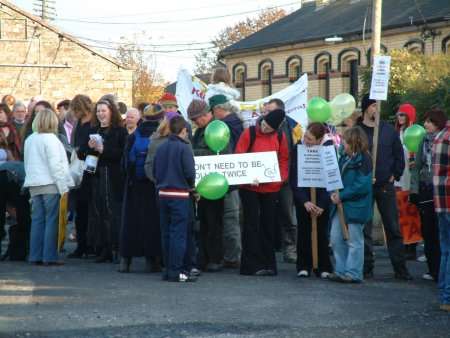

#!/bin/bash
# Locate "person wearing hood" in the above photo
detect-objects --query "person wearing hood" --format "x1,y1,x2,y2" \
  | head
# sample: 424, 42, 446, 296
394, 103, 421, 261
210, 94, 243, 269
235, 109, 289, 276
290, 123, 333, 279
357, 94, 411, 280
119, 104, 166, 273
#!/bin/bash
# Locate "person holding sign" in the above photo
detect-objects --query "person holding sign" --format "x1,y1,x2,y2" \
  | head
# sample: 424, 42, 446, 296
357, 94, 412, 280
291, 123, 333, 279
328, 127, 373, 283
235, 109, 289, 276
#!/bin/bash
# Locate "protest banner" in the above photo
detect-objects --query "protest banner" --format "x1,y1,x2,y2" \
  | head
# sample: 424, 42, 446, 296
176, 68, 308, 127
194, 151, 281, 186
297, 145, 343, 192
369, 55, 391, 101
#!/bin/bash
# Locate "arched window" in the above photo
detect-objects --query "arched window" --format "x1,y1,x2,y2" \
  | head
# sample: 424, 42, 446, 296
286, 56, 302, 83
366, 44, 388, 65
338, 48, 360, 98
233, 63, 247, 101
441, 35, 450, 53
315, 52, 332, 100
404, 39, 425, 54
259, 59, 273, 97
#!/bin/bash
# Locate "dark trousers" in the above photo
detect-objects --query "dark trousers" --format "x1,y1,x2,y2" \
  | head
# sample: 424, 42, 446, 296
239, 189, 278, 275
159, 197, 190, 279
198, 198, 224, 267
419, 203, 441, 280
276, 183, 297, 255
364, 183, 407, 274
74, 195, 89, 253
296, 203, 332, 273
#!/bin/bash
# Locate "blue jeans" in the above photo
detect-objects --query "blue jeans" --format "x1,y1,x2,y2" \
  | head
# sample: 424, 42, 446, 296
438, 212, 450, 305
29, 194, 60, 263
330, 214, 364, 281
159, 198, 190, 280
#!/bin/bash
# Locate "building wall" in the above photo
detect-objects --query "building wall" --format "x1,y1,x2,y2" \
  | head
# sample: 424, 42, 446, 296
224, 23, 450, 102
0, 6, 133, 105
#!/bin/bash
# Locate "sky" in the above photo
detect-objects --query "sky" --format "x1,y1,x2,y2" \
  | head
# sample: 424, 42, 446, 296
10, 0, 302, 83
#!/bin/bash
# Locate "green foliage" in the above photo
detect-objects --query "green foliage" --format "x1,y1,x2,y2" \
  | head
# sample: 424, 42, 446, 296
361, 49, 450, 122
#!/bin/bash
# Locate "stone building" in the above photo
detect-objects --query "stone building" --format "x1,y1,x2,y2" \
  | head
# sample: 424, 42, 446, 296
0, 0, 132, 105
221, 0, 450, 102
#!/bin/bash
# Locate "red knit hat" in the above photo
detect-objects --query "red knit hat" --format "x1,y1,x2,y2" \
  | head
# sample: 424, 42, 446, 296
159, 93, 178, 107
398, 103, 416, 124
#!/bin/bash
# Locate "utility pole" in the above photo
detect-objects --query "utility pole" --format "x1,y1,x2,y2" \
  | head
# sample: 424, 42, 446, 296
371, 0, 382, 176
33, 0, 57, 21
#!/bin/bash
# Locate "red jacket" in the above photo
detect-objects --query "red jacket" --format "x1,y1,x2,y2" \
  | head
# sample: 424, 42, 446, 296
235, 124, 289, 193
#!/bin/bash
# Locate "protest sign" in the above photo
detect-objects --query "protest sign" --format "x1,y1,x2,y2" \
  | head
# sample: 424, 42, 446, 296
369, 55, 391, 101
194, 151, 281, 186
176, 68, 308, 127
297, 145, 343, 191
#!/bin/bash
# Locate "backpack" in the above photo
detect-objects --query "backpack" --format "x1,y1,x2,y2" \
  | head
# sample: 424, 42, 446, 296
128, 129, 150, 179
247, 125, 283, 152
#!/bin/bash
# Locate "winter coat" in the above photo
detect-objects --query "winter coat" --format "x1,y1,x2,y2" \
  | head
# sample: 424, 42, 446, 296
290, 137, 333, 209
153, 134, 195, 191
123, 119, 159, 180
357, 120, 404, 187
221, 113, 243, 152
331, 150, 373, 224
192, 120, 231, 156
23, 133, 74, 194
235, 122, 289, 193
144, 133, 168, 183
86, 126, 128, 200
205, 82, 240, 102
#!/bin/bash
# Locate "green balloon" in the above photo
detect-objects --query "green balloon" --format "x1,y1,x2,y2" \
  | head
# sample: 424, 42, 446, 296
403, 124, 426, 152
205, 120, 230, 153
196, 173, 229, 200
307, 97, 332, 123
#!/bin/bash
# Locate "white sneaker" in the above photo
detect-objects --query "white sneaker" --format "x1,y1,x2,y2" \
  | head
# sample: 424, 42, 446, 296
297, 270, 309, 278
417, 255, 427, 263
422, 273, 434, 281
320, 272, 331, 279
190, 268, 201, 277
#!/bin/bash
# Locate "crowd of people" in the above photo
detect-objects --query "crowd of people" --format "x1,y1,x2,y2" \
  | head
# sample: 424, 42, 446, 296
0, 67, 448, 312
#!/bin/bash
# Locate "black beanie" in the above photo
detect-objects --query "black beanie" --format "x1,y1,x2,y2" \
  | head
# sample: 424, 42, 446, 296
361, 94, 376, 113
264, 109, 285, 130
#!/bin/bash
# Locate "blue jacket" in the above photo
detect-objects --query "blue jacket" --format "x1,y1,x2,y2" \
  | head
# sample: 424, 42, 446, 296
153, 134, 195, 191
331, 150, 373, 224
221, 113, 243, 152
357, 120, 404, 187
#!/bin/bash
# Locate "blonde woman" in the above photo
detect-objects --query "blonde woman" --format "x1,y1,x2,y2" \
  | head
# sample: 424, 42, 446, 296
23, 109, 74, 265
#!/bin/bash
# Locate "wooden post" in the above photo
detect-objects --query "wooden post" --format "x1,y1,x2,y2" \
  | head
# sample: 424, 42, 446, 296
310, 188, 318, 270
371, 0, 383, 175
337, 203, 349, 240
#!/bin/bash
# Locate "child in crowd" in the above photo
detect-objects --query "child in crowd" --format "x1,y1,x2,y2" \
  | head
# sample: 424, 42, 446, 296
153, 116, 196, 282
205, 67, 240, 110
329, 126, 373, 283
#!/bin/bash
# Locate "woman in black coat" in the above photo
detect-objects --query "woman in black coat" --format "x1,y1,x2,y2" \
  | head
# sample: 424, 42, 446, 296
87, 98, 127, 263
119, 105, 164, 273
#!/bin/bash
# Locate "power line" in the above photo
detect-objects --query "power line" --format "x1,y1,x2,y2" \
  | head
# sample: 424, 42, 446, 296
74, 35, 214, 47
65, 0, 267, 20
83, 43, 216, 53
54, 2, 298, 25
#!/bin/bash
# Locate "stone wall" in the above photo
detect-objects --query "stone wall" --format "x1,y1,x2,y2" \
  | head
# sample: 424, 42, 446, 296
0, 5, 133, 106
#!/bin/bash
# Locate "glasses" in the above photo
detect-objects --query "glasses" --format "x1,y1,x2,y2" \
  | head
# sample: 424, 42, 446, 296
397, 113, 406, 117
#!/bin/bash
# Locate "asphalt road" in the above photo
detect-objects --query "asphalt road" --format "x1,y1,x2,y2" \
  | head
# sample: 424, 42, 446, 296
0, 243, 449, 338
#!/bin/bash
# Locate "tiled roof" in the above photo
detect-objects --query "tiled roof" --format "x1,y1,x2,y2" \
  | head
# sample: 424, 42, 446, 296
221, 0, 450, 56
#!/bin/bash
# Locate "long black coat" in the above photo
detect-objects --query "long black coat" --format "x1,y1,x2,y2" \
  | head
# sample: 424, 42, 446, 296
120, 120, 161, 258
